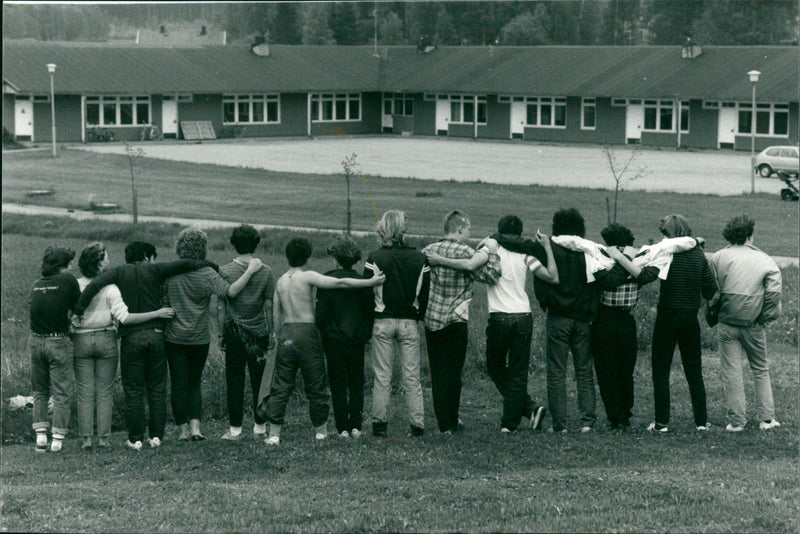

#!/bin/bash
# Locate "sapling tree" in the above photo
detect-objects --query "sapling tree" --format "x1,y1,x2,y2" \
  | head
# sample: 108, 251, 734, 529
603, 145, 651, 224
342, 153, 358, 235
124, 142, 145, 224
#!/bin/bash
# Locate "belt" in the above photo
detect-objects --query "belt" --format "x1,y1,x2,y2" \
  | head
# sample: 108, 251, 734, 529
31, 332, 68, 338
74, 327, 116, 335
600, 304, 633, 313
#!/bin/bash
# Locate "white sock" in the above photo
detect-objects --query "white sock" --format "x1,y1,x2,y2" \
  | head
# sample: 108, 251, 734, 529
229, 426, 242, 436
253, 423, 266, 434
268, 423, 282, 438
36, 432, 48, 445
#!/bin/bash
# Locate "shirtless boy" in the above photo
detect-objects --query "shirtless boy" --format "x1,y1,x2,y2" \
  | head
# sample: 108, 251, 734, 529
263, 237, 385, 445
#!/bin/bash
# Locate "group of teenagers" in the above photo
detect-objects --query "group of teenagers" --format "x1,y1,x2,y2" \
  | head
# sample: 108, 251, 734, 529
28, 206, 783, 453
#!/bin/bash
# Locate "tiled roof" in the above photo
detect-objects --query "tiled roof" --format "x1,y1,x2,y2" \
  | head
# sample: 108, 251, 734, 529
3, 41, 797, 102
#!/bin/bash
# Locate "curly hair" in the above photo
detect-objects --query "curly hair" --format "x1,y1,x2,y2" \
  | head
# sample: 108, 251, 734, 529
78, 242, 107, 278
552, 208, 585, 237
175, 228, 208, 260
722, 214, 755, 245
659, 214, 693, 238
600, 223, 635, 247
327, 235, 361, 269
376, 210, 407, 246
230, 224, 261, 254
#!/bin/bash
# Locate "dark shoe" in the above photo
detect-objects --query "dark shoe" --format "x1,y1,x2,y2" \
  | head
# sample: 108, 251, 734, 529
406, 425, 424, 438
190, 433, 206, 441
372, 422, 388, 438
529, 406, 547, 430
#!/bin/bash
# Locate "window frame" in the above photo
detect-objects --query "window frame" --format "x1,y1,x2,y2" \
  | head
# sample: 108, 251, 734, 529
223, 94, 280, 125
524, 96, 567, 128
383, 92, 414, 117
642, 100, 688, 133
736, 102, 790, 137
448, 94, 487, 125
581, 97, 596, 130
85, 95, 151, 127
310, 93, 361, 123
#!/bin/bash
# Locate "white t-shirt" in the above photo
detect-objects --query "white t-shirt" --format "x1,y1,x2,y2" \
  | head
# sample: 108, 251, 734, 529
487, 246, 542, 314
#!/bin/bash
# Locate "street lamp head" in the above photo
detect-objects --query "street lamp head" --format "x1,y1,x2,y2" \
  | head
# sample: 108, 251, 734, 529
46, 63, 57, 74
747, 69, 761, 83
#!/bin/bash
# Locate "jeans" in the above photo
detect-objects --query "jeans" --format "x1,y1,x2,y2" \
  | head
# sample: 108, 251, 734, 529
651, 310, 707, 426
165, 342, 209, 426
73, 330, 118, 439
223, 323, 268, 428
486, 313, 534, 431
426, 323, 468, 432
30, 335, 73, 437
546, 314, 596, 431
265, 324, 330, 427
323, 336, 365, 433
591, 307, 637, 427
120, 328, 168, 442
370, 318, 425, 429
717, 322, 775, 427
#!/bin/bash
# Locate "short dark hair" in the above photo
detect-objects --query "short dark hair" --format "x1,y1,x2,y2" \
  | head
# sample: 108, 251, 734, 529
41, 246, 75, 277
443, 210, 470, 234
552, 208, 585, 237
722, 214, 755, 245
497, 215, 523, 236
230, 224, 261, 254
125, 241, 157, 264
286, 237, 313, 267
78, 242, 107, 278
600, 223, 635, 247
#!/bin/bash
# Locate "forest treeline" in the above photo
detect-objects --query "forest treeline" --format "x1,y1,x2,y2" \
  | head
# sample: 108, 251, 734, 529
3, 1, 798, 47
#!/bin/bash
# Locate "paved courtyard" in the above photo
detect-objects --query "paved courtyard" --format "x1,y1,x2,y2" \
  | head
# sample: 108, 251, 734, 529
74, 136, 790, 197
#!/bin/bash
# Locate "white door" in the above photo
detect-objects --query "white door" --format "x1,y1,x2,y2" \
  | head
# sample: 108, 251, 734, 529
435, 98, 449, 134
510, 102, 526, 138
162, 100, 178, 137
14, 98, 33, 139
625, 104, 643, 142
718, 107, 737, 147
381, 96, 393, 130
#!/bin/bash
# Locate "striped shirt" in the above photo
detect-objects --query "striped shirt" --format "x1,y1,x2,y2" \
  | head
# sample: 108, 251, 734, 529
422, 238, 501, 331
164, 267, 230, 344
219, 260, 274, 336
658, 247, 717, 310
73, 277, 129, 333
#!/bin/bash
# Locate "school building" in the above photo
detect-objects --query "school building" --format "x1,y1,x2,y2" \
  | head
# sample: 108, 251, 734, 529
3, 40, 798, 151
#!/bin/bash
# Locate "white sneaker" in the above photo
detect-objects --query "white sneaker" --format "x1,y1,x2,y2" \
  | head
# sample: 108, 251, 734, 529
253, 423, 267, 439
315, 432, 328, 441
725, 423, 745, 432
500, 427, 513, 434
580, 426, 592, 433
35, 433, 48, 453
49, 439, 63, 453
759, 420, 781, 430
647, 422, 669, 433
265, 435, 280, 446
696, 423, 710, 431
148, 437, 162, 448
350, 428, 362, 439
126, 440, 143, 451
338, 430, 350, 438
220, 430, 242, 441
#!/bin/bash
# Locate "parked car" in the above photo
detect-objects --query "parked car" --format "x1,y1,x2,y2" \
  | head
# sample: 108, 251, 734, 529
752, 146, 799, 177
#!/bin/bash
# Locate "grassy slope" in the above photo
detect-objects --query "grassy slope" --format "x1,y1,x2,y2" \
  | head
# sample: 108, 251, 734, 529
2, 148, 798, 256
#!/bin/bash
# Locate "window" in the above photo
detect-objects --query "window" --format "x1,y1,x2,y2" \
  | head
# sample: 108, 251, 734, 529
32, 95, 50, 103
498, 95, 512, 104
702, 100, 720, 109
612, 98, 627, 107
737, 102, 789, 136
581, 98, 596, 130
643, 100, 687, 132
449, 95, 487, 124
223, 94, 279, 124
85, 96, 150, 126
310, 93, 360, 122
525, 96, 566, 128
383, 93, 413, 116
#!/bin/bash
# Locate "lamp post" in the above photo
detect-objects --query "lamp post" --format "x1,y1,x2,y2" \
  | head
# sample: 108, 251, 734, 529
46, 63, 57, 157
748, 69, 760, 194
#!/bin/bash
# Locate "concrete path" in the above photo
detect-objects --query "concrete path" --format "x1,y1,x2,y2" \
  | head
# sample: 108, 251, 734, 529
4, 201, 797, 268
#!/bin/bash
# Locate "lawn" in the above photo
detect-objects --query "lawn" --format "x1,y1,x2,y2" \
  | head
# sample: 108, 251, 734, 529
2, 148, 798, 256
1, 222, 798, 532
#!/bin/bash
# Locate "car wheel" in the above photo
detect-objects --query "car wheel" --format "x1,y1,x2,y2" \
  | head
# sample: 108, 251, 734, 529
758, 164, 773, 178
780, 190, 795, 201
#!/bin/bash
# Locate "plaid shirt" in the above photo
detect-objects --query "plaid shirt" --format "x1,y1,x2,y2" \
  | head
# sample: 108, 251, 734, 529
422, 238, 501, 331
600, 249, 640, 308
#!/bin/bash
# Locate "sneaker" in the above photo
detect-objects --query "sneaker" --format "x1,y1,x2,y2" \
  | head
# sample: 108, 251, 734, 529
97, 438, 110, 448
148, 437, 162, 448
759, 419, 781, 430
500, 427, 515, 434
315, 432, 328, 441
548, 427, 568, 434
126, 440, 143, 451
265, 435, 280, 446
529, 406, 547, 431
82, 437, 93, 450
49, 439, 63, 453
696, 423, 711, 431
372, 422, 388, 438
253, 424, 267, 439
725, 423, 745, 432
406, 425, 424, 438
220, 430, 242, 441
338, 430, 350, 438
350, 428, 362, 439
647, 422, 669, 433
580, 426, 593, 433
35, 433, 48, 453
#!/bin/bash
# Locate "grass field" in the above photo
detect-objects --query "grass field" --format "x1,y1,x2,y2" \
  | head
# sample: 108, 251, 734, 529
2, 148, 798, 256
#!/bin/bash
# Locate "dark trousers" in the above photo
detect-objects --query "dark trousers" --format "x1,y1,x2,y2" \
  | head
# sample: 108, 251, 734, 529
546, 314, 596, 431
165, 341, 209, 425
651, 310, 707, 426
426, 322, 468, 432
486, 313, 533, 430
322, 336, 365, 433
591, 307, 637, 427
265, 324, 330, 427
120, 328, 167, 442
223, 324, 268, 427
